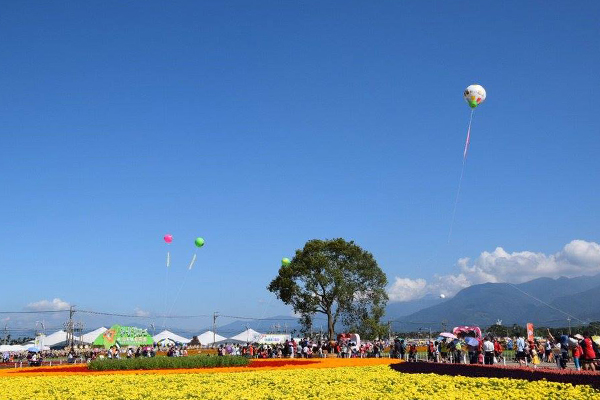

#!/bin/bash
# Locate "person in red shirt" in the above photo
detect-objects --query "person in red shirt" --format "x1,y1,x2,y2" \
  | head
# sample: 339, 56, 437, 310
572, 335, 583, 371
581, 332, 596, 371
494, 339, 503, 363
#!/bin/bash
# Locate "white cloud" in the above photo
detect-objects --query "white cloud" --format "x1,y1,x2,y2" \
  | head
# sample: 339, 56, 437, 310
134, 308, 150, 317
26, 298, 70, 311
388, 240, 600, 302
388, 278, 427, 302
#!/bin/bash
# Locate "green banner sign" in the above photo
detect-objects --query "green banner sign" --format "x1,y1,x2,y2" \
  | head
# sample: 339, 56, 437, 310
92, 325, 154, 348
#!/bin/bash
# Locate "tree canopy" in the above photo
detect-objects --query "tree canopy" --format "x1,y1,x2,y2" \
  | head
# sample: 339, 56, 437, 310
267, 238, 388, 340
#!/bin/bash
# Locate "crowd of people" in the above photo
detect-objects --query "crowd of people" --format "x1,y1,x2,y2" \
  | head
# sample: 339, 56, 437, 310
389, 330, 599, 371
2, 330, 598, 372
216, 338, 389, 359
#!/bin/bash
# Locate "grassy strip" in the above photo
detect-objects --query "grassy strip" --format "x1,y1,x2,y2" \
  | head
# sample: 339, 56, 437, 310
88, 356, 250, 371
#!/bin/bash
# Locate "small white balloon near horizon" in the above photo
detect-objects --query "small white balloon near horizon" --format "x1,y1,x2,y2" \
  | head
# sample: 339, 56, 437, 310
440, 294, 446, 299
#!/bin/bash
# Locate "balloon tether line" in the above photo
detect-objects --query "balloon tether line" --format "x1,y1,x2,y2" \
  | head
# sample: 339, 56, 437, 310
163, 251, 170, 329
166, 253, 197, 317
448, 108, 474, 243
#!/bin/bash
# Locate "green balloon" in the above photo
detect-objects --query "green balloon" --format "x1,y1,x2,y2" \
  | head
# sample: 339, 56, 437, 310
281, 258, 291, 267
469, 100, 478, 108
195, 237, 205, 248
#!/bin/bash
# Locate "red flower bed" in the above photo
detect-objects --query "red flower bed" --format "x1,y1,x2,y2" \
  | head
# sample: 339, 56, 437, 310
13, 359, 318, 374
16, 365, 89, 374
249, 360, 319, 368
390, 362, 600, 389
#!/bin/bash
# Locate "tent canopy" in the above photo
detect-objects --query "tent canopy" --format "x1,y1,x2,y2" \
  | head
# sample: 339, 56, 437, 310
41, 330, 68, 347
230, 328, 263, 343
153, 330, 191, 344
78, 327, 107, 344
0, 344, 49, 352
196, 330, 226, 345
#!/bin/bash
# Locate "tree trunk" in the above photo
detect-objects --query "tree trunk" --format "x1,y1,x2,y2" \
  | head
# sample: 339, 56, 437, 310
327, 311, 335, 341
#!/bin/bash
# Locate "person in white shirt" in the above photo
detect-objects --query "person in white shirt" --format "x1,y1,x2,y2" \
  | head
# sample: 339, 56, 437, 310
483, 337, 495, 365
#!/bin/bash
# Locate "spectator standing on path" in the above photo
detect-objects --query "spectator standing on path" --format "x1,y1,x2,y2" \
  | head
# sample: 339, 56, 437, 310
544, 338, 553, 363
572, 334, 583, 371
483, 337, 494, 365
581, 332, 597, 371
399, 339, 406, 360
454, 340, 462, 364
516, 336, 526, 367
559, 334, 570, 369
493, 339, 503, 363
408, 343, 417, 362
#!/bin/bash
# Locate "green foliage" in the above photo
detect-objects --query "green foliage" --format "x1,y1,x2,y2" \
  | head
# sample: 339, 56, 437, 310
350, 318, 389, 340
88, 355, 249, 371
268, 238, 388, 340
7, 336, 34, 345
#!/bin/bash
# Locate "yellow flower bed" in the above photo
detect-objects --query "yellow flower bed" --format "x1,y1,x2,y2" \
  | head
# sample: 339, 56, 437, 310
1, 365, 599, 400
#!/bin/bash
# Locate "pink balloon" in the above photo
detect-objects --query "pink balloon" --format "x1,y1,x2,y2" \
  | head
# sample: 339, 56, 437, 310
164, 234, 173, 244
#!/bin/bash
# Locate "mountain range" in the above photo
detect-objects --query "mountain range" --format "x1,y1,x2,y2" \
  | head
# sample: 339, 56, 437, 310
191, 274, 600, 338
389, 273, 600, 330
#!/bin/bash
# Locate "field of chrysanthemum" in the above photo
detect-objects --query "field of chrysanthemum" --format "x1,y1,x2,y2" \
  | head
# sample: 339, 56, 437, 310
1, 358, 599, 400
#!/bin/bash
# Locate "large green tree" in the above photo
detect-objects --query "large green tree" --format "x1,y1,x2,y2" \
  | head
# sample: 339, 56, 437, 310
267, 238, 388, 340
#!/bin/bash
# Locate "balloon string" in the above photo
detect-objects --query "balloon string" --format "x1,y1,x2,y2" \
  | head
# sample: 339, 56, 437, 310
164, 251, 170, 328
188, 253, 197, 270
463, 109, 474, 161
448, 109, 474, 243
166, 253, 197, 317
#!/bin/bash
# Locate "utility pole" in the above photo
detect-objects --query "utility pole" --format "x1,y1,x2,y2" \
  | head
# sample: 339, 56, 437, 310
3, 324, 7, 345
75, 322, 85, 347
64, 305, 76, 350
567, 318, 572, 335
388, 321, 392, 341
212, 312, 219, 345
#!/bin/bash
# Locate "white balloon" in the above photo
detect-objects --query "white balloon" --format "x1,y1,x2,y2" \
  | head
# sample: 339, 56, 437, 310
463, 84, 486, 108
439, 294, 446, 299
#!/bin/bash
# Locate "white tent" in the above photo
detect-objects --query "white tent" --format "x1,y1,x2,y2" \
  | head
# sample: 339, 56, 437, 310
229, 328, 263, 343
156, 338, 175, 346
0, 344, 25, 352
153, 330, 190, 344
77, 327, 107, 344
0, 344, 49, 352
42, 330, 68, 347
196, 330, 226, 345
31, 327, 106, 348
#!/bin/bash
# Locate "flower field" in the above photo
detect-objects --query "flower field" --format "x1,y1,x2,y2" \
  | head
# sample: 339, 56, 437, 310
392, 360, 600, 389
1, 361, 600, 400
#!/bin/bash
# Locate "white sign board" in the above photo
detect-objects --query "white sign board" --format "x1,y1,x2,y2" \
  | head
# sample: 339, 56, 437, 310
257, 334, 291, 345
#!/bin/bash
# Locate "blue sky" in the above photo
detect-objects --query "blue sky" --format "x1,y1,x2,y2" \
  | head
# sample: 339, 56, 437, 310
1, 1, 599, 330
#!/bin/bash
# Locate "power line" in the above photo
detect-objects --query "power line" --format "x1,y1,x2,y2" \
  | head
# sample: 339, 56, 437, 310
77, 310, 211, 319
506, 283, 587, 325
0, 310, 69, 314
218, 314, 326, 322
